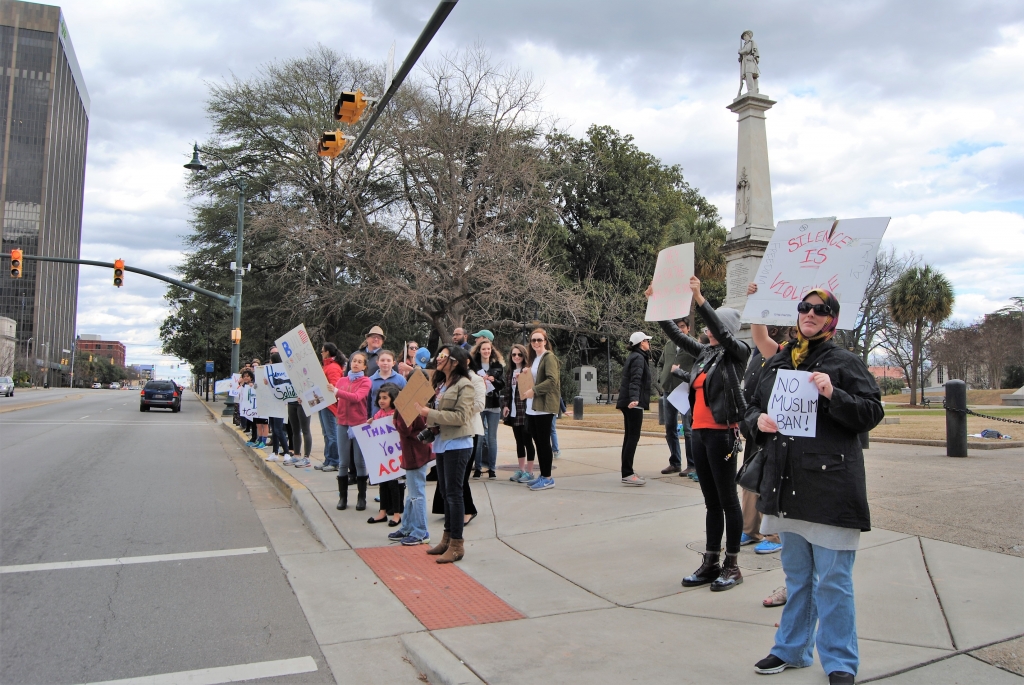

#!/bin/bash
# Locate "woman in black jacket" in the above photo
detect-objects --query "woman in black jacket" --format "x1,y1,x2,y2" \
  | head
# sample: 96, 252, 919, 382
743, 290, 883, 683
648, 276, 750, 592
470, 338, 506, 479
617, 331, 653, 486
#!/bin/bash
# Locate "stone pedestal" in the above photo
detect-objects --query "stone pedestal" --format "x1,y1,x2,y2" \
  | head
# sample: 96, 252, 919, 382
722, 93, 776, 332
573, 365, 599, 404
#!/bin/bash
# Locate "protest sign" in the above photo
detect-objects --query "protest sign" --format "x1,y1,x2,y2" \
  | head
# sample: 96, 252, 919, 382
254, 363, 295, 419
742, 217, 889, 330
515, 367, 534, 396
667, 383, 690, 415
227, 373, 241, 397
353, 415, 406, 484
214, 378, 233, 395
395, 369, 436, 426
275, 324, 334, 417
238, 384, 258, 420
645, 243, 695, 322
768, 370, 819, 438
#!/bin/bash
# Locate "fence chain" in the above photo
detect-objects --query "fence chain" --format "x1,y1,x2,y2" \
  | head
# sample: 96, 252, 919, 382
942, 399, 1024, 425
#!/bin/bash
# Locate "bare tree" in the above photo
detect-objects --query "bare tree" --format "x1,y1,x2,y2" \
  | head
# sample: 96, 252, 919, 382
849, 247, 917, 364
931, 321, 979, 383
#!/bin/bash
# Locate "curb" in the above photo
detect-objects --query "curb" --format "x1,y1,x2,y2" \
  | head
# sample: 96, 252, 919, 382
401, 633, 484, 685
197, 397, 348, 551
869, 436, 1024, 450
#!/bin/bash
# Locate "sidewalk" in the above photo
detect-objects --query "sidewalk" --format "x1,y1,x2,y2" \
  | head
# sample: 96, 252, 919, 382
203, 398, 1024, 684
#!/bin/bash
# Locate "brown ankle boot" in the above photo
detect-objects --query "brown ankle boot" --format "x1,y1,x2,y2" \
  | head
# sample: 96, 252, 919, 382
681, 552, 721, 587
710, 553, 743, 592
426, 532, 450, 556
436, 538, 464, 564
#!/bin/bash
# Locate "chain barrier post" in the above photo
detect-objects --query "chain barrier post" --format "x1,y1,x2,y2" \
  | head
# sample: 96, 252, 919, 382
945, 379, 968, 457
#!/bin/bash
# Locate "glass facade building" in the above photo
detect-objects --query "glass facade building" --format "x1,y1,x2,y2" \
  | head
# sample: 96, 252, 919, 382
0, 1, 88, 386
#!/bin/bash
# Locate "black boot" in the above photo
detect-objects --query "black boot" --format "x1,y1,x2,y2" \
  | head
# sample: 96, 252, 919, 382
682, 552, 721, 587
337, 475, 348, 510
356, 476, 368, 511
710, 553, 743, 592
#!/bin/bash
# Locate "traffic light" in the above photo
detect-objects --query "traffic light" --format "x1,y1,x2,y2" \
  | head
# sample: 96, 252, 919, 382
231, 328, 242, 344
113, 259, 125, 287
334, 90, 369, 124
9, 248, 22, 278
317, 130, 350, 158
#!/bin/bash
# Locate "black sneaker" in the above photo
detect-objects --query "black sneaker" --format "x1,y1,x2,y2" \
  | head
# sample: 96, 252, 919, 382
754, 655, 795, 674
828, 673, 855, 685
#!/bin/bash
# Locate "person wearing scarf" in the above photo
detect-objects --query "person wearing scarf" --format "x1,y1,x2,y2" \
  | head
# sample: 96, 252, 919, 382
743, 290, 884, 685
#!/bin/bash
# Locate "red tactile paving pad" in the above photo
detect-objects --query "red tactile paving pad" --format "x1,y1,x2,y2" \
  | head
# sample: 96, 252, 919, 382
357, 545, 524, 630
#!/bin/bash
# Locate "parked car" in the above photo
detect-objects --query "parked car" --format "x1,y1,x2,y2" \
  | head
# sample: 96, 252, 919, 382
0, 376, 13, 396
140, 380, 181, 412
91, 382, 102, 389
109, 382, 120, 390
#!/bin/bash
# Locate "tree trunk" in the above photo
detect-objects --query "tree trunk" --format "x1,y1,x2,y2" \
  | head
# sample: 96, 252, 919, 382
909, 318, 922, 406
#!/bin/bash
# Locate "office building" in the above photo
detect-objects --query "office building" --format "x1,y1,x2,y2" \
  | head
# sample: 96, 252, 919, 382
77, 333, 125, 368
0, 1, 89, 386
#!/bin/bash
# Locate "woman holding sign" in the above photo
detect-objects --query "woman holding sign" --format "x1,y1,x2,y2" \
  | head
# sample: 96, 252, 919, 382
743, 290, 883, 683
647, 276, 750, 592
330, 352, 372, 511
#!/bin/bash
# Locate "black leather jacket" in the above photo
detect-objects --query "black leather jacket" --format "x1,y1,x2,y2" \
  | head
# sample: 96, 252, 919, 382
742, 340, 884, 531
617, 349, 652, 410
660, 301, 750, 426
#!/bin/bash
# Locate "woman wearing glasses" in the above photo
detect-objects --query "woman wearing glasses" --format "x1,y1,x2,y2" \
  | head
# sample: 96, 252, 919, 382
416, 345, 477, 563
521, 329, 561, 491
502, 343, 535, 482
646, 276, 750, 592
745, 290, 883, 685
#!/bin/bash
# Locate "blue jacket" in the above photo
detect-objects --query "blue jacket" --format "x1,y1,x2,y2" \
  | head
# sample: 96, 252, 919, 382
368, 370, 407, 416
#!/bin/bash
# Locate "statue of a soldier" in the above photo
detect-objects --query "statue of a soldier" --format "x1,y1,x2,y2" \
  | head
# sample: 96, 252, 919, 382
737, 30, 760, 98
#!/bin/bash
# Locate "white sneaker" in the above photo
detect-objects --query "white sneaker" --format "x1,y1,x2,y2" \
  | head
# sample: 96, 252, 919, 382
621, 474, 646, 486
266, 454, 280, 462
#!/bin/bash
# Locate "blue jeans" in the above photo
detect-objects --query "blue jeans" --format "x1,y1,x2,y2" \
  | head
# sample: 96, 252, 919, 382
474, 410, 500, 471
772, 532, 859, 676
269, 417, 289, 454
397, 465, 428, 540
318, 410, 340, 467
665, 403, 694, 470
550, 415, 559, 452
336, 424, 367, 477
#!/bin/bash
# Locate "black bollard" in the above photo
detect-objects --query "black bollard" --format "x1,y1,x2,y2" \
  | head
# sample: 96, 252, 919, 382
945, 379, 968, 457
658, 397, 666, 425
573, 396, 584, 421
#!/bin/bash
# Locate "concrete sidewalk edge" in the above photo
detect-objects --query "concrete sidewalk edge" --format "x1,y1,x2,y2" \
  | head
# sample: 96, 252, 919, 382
401, 632, 485, 685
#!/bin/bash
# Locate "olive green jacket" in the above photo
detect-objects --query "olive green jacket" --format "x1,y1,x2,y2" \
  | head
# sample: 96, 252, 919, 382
426, 376, 476, 442
529, 351, 561, 415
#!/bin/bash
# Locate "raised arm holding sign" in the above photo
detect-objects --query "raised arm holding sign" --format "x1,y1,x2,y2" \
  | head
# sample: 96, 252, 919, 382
645, 243, 695, 322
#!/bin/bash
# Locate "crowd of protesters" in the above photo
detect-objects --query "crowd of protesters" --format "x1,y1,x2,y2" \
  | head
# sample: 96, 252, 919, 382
234, 274, 879, 683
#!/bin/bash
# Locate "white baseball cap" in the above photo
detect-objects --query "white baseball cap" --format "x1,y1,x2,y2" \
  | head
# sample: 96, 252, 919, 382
629, 331, 652, 346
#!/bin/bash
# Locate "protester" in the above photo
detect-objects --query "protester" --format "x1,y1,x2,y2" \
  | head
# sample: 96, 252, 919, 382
330, 351, 372, 511
522, 328, 561, 491
352, 326, 386, 376
314, 343, 345, 472
433, 354, 481, 525
648, 275, 750, 592
470, 337, 505, 479
239, 369, 259, 446
250, 358, 270, 449
452, 327, 471, 350
657, 317, 696, 477
366, 383, 405, 526
270, 345, 313, 468
368, 350, 407, 415
744, 290, 883, 684
398, 341, 420, 378
263, 351, 290, 460
417, 345, 476, 563
390, 394, 434, 547
617, 331, 653, 486
503, 343, 535, 482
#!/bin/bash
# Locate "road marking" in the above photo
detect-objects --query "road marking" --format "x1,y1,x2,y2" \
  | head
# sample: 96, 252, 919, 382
80, 656, 317, 685
0, 546, 269, 574
79, 415, 89, 419
0, 421, 212, 426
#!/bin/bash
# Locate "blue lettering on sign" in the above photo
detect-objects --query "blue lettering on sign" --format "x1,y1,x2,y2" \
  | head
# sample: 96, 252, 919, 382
282, 341, 293, 358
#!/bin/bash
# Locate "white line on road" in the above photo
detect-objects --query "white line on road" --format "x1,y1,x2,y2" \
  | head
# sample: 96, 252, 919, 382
0, 546, 269, 574
0, 421, 213, 426
80, 656, 317, 685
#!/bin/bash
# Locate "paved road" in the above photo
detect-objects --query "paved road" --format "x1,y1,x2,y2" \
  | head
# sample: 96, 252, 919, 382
0, 390, 334, 684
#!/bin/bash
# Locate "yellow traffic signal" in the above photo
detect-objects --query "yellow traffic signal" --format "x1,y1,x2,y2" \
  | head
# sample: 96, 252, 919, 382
9, 248, 22, 278
334, 90, 370, 124
230, 328, 242, 344
317, 130, 349, 158
113, 259, 125, 287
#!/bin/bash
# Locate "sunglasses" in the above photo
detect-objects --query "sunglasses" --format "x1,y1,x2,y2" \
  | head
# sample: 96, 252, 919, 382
797, 302, 833, 316
530, 338, 545, 343
511, 352, 523, 357
436, 354, 449, 361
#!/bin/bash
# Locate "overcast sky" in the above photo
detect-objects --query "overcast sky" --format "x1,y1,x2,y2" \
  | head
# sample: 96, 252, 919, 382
58, 0, 1024, 375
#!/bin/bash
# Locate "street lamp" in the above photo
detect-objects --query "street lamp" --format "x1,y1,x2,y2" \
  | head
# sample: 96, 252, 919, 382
184, 143, 246, 416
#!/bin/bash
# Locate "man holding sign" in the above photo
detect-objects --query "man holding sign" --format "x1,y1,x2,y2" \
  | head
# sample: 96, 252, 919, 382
741, 290, 884, 683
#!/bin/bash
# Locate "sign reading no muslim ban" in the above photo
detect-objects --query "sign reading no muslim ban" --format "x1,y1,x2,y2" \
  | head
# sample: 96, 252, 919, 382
275, 324, 334, 417
742, 217, 890, 330
645, 243, 695, 322
769, 370, 819, 438
353, 415, 406, 484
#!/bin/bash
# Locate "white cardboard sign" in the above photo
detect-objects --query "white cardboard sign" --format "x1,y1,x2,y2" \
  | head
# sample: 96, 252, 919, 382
768, 370, 819, 437
742, 217, 889, 330
238, 385, 258, 420
666, 382, 690, 415
214, 378, 233, 395
353, 415, 406, 484
645, 243, 695, 322
254, 363, 295, 419
275, 324, 334, 417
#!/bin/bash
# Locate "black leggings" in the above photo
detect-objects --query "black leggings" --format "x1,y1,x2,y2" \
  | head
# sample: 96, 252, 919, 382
511, 424, 535, 462
620, 407, 644, 477
287, 402, 312, 457
526, 414, 555, 477
378, 479, 405, 516
432, 450, 477, 516
691, 428, 742, 555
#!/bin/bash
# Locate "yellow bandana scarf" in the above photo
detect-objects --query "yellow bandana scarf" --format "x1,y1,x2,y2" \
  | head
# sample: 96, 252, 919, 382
790, 289, 838, 368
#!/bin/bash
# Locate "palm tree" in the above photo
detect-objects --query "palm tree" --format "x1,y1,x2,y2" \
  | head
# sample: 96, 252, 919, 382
662, 213, 728, 329
888, 265, 954, 405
